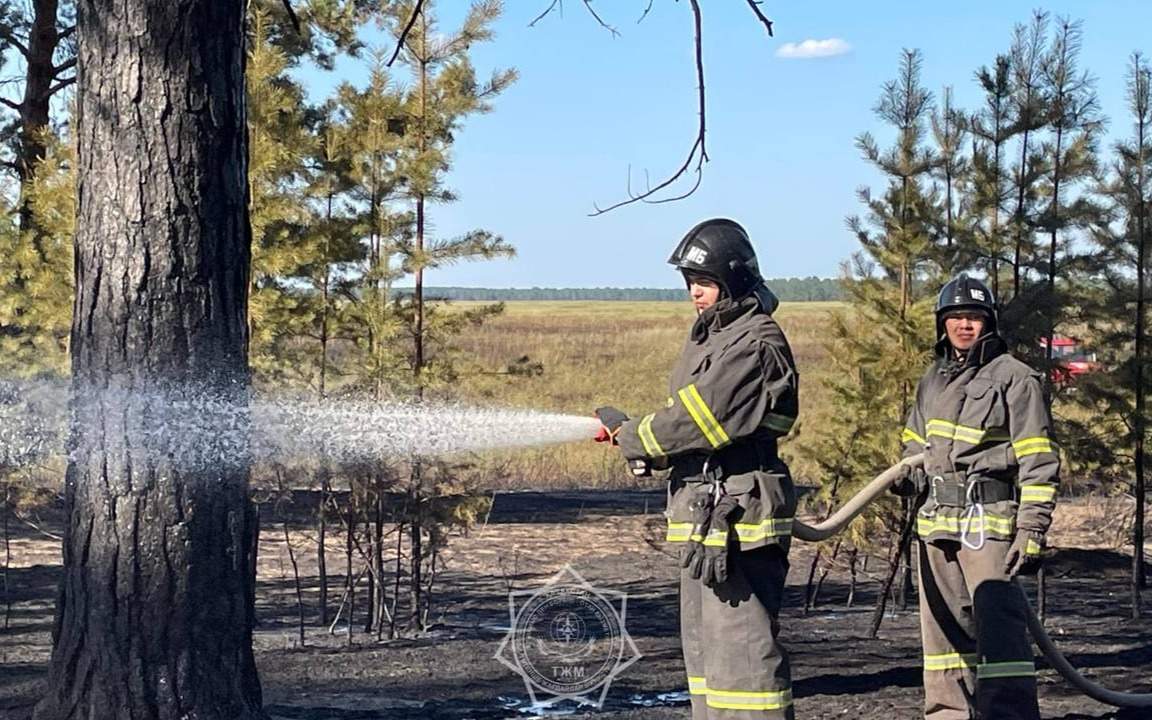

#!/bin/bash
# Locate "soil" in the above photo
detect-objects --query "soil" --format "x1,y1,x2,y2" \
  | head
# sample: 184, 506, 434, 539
1, 491, 1150, 720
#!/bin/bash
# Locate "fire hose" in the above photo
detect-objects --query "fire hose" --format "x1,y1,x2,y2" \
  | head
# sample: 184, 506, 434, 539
791, 452, 1152, 709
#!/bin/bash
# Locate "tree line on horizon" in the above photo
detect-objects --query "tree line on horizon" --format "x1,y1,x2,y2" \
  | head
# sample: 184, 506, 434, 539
395, 278, 843, 302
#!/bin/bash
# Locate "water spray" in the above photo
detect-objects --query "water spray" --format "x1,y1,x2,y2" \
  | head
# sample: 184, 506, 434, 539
0, 379, 600, 473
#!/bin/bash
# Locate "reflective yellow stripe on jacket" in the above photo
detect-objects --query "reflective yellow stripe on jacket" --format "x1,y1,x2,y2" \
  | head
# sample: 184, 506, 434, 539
1020, 485, 1056, 503
902, 427, 926, 445
677, 383, 730, 448
925, 419, 1010, 445
1013, 436, 1055, 457
666, 522, 704, 543
917, 513, 1014, 536
734, 518, 794, 543
667, 519, 793, 544
637, 413, 665, 457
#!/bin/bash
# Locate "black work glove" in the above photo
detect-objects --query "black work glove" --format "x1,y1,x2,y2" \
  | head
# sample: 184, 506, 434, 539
1004, 530, 1045, 578
701, 493, 740, 588
679, 491, 713, 580
890, 463, 928, 497
594, 406, 629, 444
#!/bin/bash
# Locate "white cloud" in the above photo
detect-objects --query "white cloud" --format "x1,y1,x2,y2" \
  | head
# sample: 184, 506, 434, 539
775, 38, 852, 60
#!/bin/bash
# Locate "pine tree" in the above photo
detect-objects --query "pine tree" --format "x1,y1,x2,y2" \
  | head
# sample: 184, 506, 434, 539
968, 54, 1016, 298
0, 0, 76, 239
1006, 10, 1050, 304
0, 126, 72, 378
839, 49, 940, 620
931, 85, 971, 273
247, 8, 324, 389
389, 0, 517, 397
1083, 52, 1152, 617
1034, 18, 1102, 371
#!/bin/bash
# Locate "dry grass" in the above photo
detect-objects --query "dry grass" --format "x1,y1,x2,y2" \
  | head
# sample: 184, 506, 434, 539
448, 301, 846, 489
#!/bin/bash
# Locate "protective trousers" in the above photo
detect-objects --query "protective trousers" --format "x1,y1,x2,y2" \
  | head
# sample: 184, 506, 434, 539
917, 538, 1039, 720
681, 546, 793, 720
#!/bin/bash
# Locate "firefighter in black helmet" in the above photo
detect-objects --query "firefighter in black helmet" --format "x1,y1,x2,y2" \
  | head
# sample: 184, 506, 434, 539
596, 218, 800, 720
896, 273, 1058, 720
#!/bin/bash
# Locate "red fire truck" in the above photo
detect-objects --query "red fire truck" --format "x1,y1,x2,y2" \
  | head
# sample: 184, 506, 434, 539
1040, 336, 1100, 384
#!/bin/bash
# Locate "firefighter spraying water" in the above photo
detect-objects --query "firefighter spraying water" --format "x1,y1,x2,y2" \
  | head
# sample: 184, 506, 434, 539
596, 218, 801, 720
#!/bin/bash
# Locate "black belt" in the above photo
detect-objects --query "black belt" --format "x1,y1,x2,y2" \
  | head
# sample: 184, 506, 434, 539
681, 435, 779, 482
931, 475, 1016, 506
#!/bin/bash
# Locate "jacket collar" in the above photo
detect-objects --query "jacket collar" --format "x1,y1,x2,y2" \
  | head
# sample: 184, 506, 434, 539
934, 332, 1007, 369
691, 295, 759, 342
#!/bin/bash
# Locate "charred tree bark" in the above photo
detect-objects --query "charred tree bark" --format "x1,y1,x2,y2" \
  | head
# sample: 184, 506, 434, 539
317, 472, 329, 626
869, 509, 918, 639
33, 1, 262, 718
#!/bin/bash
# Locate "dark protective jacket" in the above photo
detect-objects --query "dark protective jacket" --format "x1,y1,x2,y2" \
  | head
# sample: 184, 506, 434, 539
616, 292, 800, 551
901, 334, 1060, 543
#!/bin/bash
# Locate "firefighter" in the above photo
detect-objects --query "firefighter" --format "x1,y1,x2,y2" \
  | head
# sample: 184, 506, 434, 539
595, 218, 800, 720
895, 273, 1059, 720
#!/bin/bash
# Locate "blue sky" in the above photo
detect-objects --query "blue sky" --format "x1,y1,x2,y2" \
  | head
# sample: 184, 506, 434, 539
300, 1, 1152, 288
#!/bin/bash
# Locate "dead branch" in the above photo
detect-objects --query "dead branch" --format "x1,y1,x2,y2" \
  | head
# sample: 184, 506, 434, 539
636, 0, 655, 24
387, 0, 425, 67
15, 513, 61, 541
590, 0, 707, 215
581, 0, 619, 37
743, 0, 774, 36
280, 0, 302, 35
529, 0, 562, 28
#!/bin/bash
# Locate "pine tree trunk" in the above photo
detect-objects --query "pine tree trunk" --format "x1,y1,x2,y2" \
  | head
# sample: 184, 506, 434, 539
363, 514, 375, 633
409, 492, 423, 632
283, 521, 305, 647
846, 548, 859, 608
1134, 83, 1148, 615
898, 499, 913, 610
345, 505, 355, 644
812, 539, 842, 610
373, 492, 385, 638
869, 511, 917, 639
317, 473, 328, 626
803, 547, 823, 615
2, 479, 10, 630
33, 1, 262, 717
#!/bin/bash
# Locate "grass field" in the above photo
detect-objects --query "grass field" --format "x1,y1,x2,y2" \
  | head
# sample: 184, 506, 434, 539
450, 300, 847, 489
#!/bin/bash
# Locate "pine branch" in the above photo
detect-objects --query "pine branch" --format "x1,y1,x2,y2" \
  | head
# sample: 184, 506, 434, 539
387, 0, 425, 67
590, 0, 708, 214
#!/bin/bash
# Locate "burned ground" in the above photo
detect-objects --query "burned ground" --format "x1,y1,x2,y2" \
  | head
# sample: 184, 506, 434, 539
1, 491, 1149, 720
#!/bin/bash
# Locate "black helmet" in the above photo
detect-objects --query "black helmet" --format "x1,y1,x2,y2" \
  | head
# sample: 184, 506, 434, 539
935, 273, 998, 339
668, 218, 764, 299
